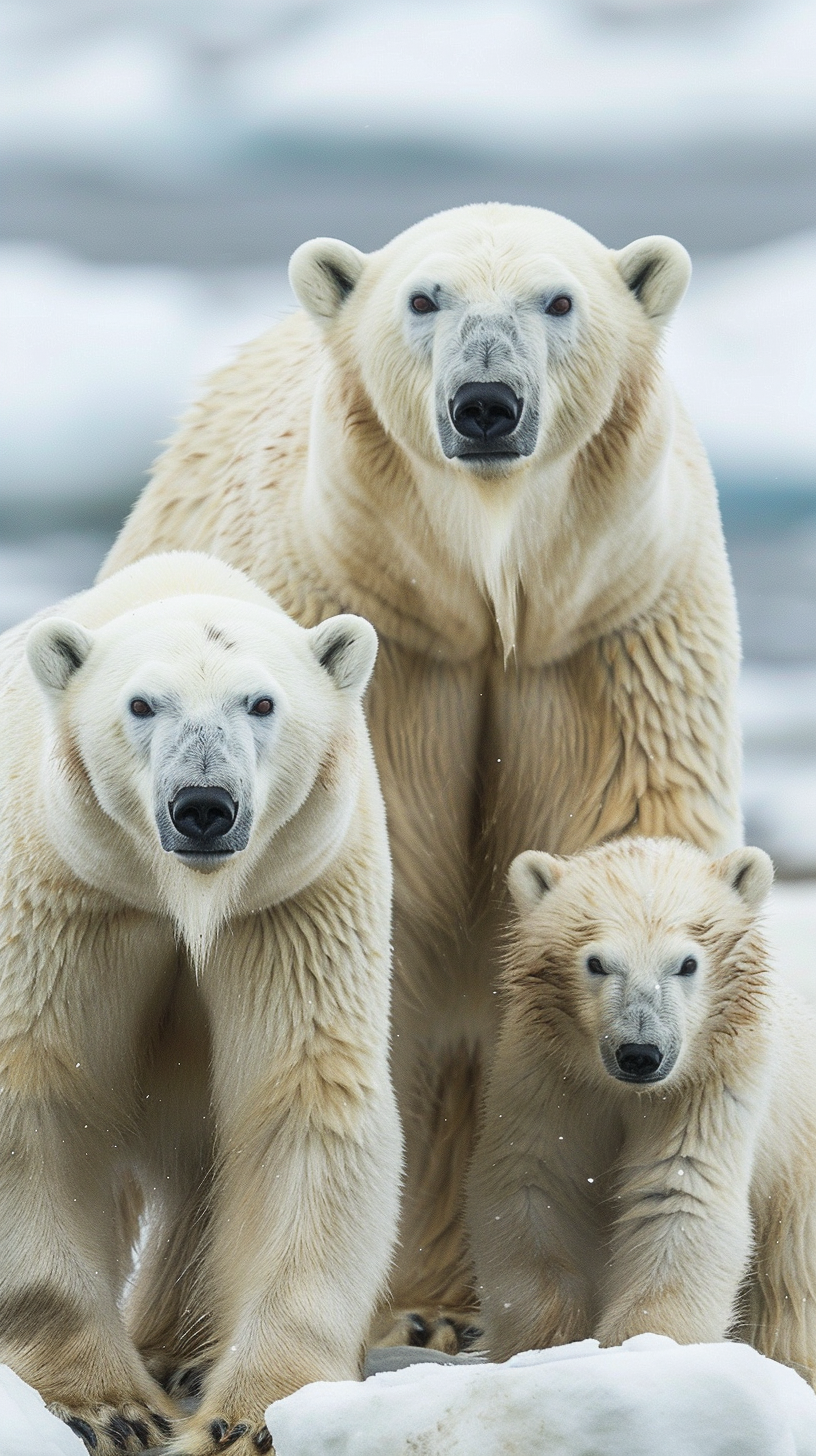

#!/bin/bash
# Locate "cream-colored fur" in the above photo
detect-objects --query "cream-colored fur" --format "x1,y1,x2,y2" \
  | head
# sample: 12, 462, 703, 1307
101, 204, 742, 1333
0, 552, 401, 1456
467, 838, 816, 1387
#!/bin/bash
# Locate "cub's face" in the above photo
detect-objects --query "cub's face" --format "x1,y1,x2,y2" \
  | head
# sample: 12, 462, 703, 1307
507, 839, 774, 1091
26, 595, 377, 881
290, 204, 691, 481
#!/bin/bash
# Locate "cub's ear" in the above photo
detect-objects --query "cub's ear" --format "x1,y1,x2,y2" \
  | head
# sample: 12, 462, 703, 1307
614, 235, 691, 326
289, 237, 368, 324
508, 850, 564, 916
715, 846, 774, 910
308, 614, 378, 697
26, 617, 94, 695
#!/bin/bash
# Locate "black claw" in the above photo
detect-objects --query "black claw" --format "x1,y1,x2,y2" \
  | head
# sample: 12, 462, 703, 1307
210, 1418, 230, 1441
253, 1427, 273, 1452
66, 1418, 98, 1451
106, 1415, 132, 1450
457, 1323, 484, 1350
222, 1425, 250, 1448
128, 1418, 150, 1446
150, 1411, 174, 1436
406, 1313, 430, 1346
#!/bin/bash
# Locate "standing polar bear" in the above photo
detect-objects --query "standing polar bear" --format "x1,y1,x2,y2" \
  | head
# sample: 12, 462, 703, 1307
0, 553, 401, 1456
468, 837, 816, 1387
102, 204, 742, 1343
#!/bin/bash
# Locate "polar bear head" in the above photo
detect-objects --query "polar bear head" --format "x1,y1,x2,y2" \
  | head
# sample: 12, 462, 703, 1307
290, 203, 690, 483
26, 585, 377, 956
506, 838, 774, 1090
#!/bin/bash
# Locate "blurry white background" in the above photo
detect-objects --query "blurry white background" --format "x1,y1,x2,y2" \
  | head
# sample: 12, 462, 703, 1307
1, 0, 815, 931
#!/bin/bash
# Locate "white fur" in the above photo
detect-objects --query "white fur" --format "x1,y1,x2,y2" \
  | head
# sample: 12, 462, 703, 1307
101, 204, 741, 1338
469, 838, 816, 1389
0, 552, 401, 1455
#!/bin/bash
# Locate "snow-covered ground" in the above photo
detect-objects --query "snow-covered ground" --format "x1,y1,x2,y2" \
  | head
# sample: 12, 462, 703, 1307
4, 1334, 816, 1454
0, 1364, 85, 1455
267, 1336, 816, 1456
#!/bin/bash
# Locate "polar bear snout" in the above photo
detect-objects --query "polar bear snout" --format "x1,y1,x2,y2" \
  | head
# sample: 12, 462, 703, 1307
169, 786, 238, 845
614, 1042, 664, 1082
449, 382, 523, 443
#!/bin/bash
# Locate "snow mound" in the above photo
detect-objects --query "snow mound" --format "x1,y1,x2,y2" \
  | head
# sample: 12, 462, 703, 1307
267, 1335, 816, 1456
0, 1364, 84, 1455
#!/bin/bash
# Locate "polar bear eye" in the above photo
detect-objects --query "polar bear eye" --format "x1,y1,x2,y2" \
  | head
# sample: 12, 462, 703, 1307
587, 956, 607, 976
249, 697, 275, 717
678, 956, 698, 976
129, 698, 154, 718
410, 293, 438, 315
546, 294, 572, 317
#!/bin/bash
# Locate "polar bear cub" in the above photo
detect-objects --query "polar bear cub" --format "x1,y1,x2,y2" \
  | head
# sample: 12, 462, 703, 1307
0, 552, 401, 1456
467, 837, 816, 1387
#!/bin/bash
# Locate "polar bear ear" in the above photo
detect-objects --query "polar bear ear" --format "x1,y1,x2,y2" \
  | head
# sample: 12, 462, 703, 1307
508, 850, 564, 916
614, 235, 691, 326
289, 238, 368, 324
26, 617, 95, 695
714, 846, 774, 910
308, 614, 378, 697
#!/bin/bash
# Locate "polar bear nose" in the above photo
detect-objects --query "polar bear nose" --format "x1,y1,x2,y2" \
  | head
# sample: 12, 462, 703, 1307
615, 1043, 663, 1080
169, 787, 237, 842
449, 382, 522, 440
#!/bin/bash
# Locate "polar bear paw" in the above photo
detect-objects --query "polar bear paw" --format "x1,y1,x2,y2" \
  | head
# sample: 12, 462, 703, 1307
378, 1310, 483, 1354
50, 1400, 175, 1453
167, 1413, 273, 1454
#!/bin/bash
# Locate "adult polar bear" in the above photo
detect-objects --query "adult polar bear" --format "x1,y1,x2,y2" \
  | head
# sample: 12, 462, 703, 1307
103, 204, 743, 1346
0, 553, 400, 1455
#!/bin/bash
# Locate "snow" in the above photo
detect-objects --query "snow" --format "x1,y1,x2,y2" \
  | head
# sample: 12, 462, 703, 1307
266, 1334, 816, 1456
2, 1, 815, 176
0, 531, 114, 630
234, 0, 816, 158
665, 232, 816, 486
4, 1336, 816, 1456
0, 247, 291, 509
766, 880, 816, 1009
741, 664, 816, 876
0, 1364, 84, 1455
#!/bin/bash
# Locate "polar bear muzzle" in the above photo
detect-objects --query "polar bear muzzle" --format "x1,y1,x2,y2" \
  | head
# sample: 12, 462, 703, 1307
168, 787, 238, 850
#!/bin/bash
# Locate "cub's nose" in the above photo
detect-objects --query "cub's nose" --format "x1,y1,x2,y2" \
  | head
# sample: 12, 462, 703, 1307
169, 787, 237, 842
615, 1043, 663, 1080
449, 382, 522, 440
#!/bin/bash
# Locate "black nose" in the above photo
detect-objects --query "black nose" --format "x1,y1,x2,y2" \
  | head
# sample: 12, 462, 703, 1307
449, 382, 523, 440
616, 1043, 663, 1080
169, 787, 237, 842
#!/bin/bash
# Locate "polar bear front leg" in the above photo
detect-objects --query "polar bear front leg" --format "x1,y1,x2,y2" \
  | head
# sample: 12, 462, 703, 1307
168, 919, 402, 1455
0, 1102, 175, 1453
594, 1112, 756, 1348
166, 1097, 400, 1455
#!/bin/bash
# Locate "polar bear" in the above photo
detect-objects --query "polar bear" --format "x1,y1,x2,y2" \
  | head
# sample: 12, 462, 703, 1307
0, 552, 401, 1456
101, 204, 742, 1346
467, 837, 816, 1387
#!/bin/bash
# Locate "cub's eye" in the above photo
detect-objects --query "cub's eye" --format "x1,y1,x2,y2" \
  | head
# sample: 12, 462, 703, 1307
129, 698, 154, 718
679, 956, 698, 976
249, 697, 274, 717
410, 293, 438, 315
587, 956, 607, 976
546, 294, 572, 317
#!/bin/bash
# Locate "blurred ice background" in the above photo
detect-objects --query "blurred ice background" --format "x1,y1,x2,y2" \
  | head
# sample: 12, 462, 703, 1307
1, 0, 815, 946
